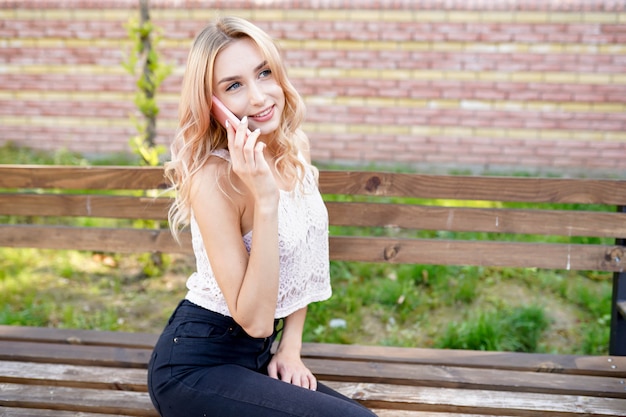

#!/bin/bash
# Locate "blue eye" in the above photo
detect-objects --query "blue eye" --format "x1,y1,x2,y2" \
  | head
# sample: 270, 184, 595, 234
226, 82, 241, 91
259, 69, 271, 78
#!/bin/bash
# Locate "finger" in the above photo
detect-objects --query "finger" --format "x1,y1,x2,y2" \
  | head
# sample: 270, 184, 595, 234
225, 119, 234, 147
299, 374, 310, 390
226, 119, 244, 167
253, 139, 266, 168
267, 362, 278, 380
280, 369, 293, 384
309, 374, 317, 391
242, 122, 259, 163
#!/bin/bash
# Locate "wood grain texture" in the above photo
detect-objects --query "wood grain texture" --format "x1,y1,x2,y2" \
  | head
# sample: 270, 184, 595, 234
0, 194, 170, 220
0, 165, 167, 190
2, 166, 625, 205
305, 359, 626, 399
329, 236, 625, 272
327, 382, 626, 416
318, 171, 626, 204
326, 202, 626, 238
0, 383, 157, 417
2, 326, 626, 416
0, 225, 192, 254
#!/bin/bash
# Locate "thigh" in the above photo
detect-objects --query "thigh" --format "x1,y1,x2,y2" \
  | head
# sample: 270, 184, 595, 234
157, 363, 377, 417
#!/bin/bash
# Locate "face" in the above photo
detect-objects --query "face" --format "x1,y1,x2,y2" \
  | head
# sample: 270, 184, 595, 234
212, 38, 285, 139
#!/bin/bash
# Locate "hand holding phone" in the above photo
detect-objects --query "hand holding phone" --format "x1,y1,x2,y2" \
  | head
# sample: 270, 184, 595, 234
211, 95, 251, 134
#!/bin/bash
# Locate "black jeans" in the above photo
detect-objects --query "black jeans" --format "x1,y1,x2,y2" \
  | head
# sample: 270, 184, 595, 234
147, 300, 377, 417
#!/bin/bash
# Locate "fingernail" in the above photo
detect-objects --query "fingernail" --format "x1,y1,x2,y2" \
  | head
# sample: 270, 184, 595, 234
241, 116, 247, 124
225, 120, 230, 128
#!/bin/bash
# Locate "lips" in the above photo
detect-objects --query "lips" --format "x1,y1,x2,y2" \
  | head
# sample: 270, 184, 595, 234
250, 105, 274, 122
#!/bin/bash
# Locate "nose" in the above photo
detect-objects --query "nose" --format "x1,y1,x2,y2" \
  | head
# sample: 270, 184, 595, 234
248, 82, 265, 106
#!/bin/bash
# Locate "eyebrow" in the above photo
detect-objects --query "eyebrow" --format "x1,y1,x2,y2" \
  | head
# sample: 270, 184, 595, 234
217, 60, 269, 86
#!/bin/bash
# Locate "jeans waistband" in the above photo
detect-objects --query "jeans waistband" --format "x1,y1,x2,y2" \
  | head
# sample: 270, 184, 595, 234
174, 299, 282, 335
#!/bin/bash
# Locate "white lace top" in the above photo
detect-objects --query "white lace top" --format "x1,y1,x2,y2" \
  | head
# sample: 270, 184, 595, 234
185, 149, 332, 319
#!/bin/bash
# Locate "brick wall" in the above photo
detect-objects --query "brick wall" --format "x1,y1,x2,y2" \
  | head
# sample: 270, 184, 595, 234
1, 0, 625, 177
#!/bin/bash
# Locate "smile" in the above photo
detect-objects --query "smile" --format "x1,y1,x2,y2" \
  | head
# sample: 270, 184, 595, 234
251, 106, 274, 120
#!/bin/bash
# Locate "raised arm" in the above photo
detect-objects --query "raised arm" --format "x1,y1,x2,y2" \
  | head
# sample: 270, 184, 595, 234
191, 118, 280, 338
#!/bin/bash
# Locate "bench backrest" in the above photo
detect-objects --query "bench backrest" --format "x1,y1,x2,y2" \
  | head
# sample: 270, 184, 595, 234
2, 164, 625, 354
1, 165, 624, 272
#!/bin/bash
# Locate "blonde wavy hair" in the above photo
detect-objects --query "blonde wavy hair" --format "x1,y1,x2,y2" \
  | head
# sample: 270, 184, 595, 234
165, 16, 307, 241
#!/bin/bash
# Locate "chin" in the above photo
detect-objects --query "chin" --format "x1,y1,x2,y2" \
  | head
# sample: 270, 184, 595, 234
259, 121, 281, 136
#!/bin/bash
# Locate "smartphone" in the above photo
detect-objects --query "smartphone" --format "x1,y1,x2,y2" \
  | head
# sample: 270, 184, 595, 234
211, 95, 251, 134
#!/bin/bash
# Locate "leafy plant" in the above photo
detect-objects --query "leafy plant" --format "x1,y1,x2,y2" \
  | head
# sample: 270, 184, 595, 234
122, 0, 172, 166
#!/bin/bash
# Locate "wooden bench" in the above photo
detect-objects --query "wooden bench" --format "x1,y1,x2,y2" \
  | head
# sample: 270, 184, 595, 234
1, 164, 626, 417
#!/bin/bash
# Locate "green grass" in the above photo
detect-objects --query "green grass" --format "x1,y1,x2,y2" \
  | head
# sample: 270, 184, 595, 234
435, 305, 550, 352
0, 143, 615, 354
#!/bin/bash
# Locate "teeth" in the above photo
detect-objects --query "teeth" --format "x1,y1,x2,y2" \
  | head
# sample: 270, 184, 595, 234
253, 107, 271, 118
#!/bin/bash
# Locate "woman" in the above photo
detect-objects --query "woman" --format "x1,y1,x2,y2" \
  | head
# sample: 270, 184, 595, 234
147, 16, 377, 417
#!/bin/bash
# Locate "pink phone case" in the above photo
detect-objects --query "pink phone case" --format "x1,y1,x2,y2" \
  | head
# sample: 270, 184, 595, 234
211, 96, 251, 134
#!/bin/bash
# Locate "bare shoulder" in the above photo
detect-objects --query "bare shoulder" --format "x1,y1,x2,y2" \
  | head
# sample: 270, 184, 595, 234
190, 154, 244, 211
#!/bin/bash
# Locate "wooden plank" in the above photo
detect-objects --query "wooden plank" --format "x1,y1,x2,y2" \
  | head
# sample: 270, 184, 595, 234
301, 343, 626, 378
0, 165, 167, 190
327, 202, 626, 238
0, 341, 151, 369
305, 359, 626, 399
319, 171, 626, 205
0, 361, 146, 391
7, 359, 626, 398
0, 383, 157, 417
0, 407, 517, 417
0, 225, 192, 254
371, 411, 519, 417
2, 226, 623, 271
3, 341, 624, 399
1, 326, 623, 379
0, 194, 170, 220
3, 196, 625, 238
0, 407, 135, 417
3, 166, 626, 205
327, 382, 626, 416
329, 237, 625, 272
0, 325, 157, 349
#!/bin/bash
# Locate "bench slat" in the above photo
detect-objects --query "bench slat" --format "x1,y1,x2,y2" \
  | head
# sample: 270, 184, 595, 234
0, 194, 169, 220
0, 165, 167, 190
3, 166, 626, 205
0, 407, 136, 417
327, 202, 626, 238
329, 236, 624, 272
4, 194, 623, 239
0, 360, 146, 391
319, 172, 626, 205
3, 326, 623, 378
2, 226, 622, 271
2, 341, 623, 399
301, 343, 626, 378
0, 383, 157, 417
0, 325, 157, 349
0, 341, 151, 369
372, 411, 518, 417
0, 225, 191, 254
327, 382, 626, 416
0, 407, 517, 417
307, 358, 626, 399
2, 375, 624, 417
